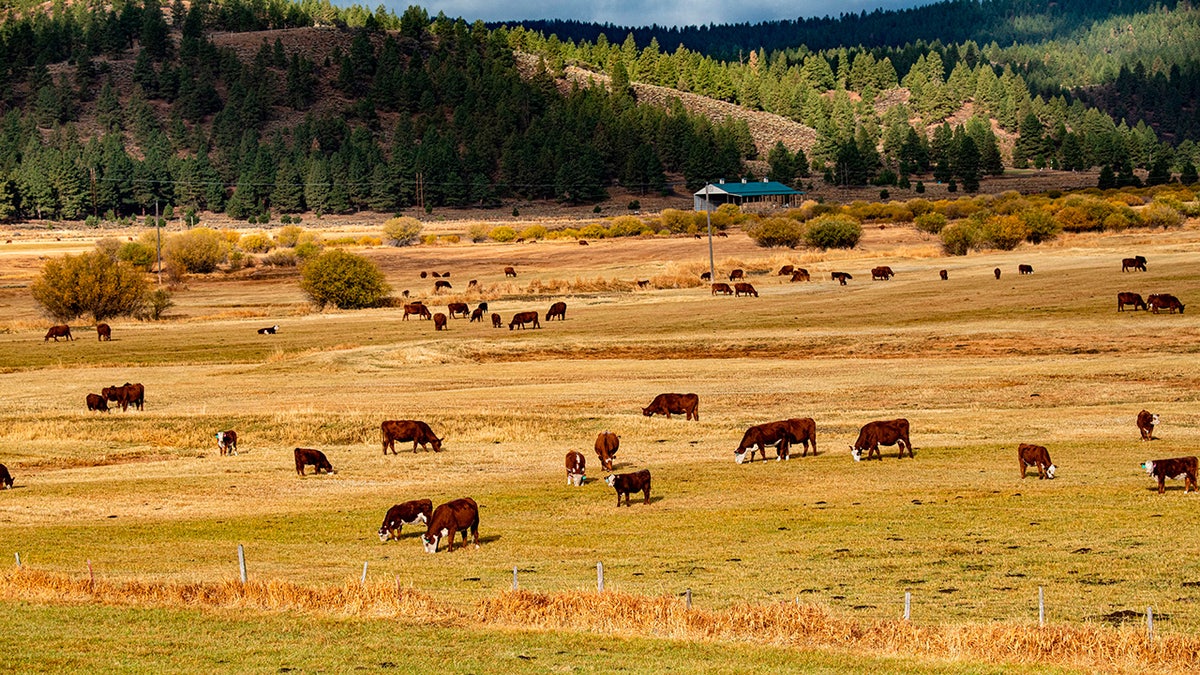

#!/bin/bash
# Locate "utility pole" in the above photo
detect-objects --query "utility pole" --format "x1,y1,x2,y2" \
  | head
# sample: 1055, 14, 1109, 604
155, 200, 162, 286
705, 183, 715, 284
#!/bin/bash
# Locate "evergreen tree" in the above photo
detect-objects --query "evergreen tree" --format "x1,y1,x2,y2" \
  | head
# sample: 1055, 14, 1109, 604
271, 158, 305, 213
1181, 161, 1199, 186
955, 135, 982, 192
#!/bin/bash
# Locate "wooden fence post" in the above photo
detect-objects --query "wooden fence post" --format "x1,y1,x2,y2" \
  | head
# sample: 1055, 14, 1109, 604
904, 592, 911, 621
237, 544, 247, 584
597, 561, 604, 593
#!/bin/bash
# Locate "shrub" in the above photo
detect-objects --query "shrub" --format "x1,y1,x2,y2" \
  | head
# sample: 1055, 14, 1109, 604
294, 241, 323, 262
239, 232, 273, 253
981, 215, 1029, 251
468, 223, 491, 242
913, 212, 948, 234
804, 215, 862, 249
441, 234, 461, 244
140, 287, 173, 320
519, 224, 548, 240
263, 249, 297, 267
746, 216, 805, 248
358, 236, 382, 246
382, 216, 423, 246
607, 216, 643, 238
939, 220, 982, 256
276, 225, 304, 248
300, 249, 390, 310
1103, 212, 1133, 231
711, 203, 745, 227
490, 226, 517, 242
1053, 206, 1098, 233
580, 223, 607, 239
163, 228, 227, 274
906, 199, 933, 216
31, 251, 148, 322
659, 209, 695, 234
1020, 208, 1061, 243
1139, 202, 1184, 228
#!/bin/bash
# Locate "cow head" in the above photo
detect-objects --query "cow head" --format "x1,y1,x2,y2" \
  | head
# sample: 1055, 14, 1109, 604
1150, 414, 1160, 428
1045, 464, 1057, 479
734, 449, 748, 464
850, 445, 863, 461
430, 437, 443, 452
641, 407, 653, 417
1, 474, 11, 489
570, 473, 585, 486
422, 528, 449, 553
604, 475, 616, 487
378, 525, 394, 543
1143, 461, 1155, 475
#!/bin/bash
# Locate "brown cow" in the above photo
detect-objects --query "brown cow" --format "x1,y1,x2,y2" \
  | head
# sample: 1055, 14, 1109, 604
0, 463, 11, 489
294, 448, 335, 476
1144, 457, 1198, 494
447, 302, 470, 318
509, 311, 539, 330
871, 266, 894, 280
491, 313, 502, 328
700, 272, 712, 281
1018, 443, 1056, 479
434, 280, 452, 292
86, 393, 109, 413
642, 393, 699, 421
215, 430, 238, 456
378, 499, 433, 542
729, 269, 745, 281
431, 271, 441, 278
566, 451, 586, 486
546, 301, 567, 321
403, 303, 431, 320
636, 280, 650, 289
504, 266, 517, 277
595, 431, 620, 471
420, 271, 428, 278
104, 382, 144, 412
470, 307, 484, 322
939, 269, 948, 280
422, 498, 480, 552
1018, 264, 1033, 275
1118, 292, 1147, 312
606, 469, 651, 507
851, 419, 912, 461
994, 268, 1001, 279
477, 302, 489, 313
735, 418, 817, 464
468, 279, 478, 288
734, 282, 758, 297
44, 325, 73, 341
717, 231, 728, 238
1137, 410, 1159, 441
433, 313, 448, 330
790, 269, 810, 282
96, 323, 111, 341
778, 265, 794, 276
711, 282, 734, 295
1122, 256, 1147, 272
831, 272, 852, 285
1148, 294, 1185, 314
579, 240, 589, 245
382, 420, 443, 454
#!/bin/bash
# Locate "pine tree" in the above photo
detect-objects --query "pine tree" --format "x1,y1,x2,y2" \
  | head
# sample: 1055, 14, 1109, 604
955, 135, 982, 192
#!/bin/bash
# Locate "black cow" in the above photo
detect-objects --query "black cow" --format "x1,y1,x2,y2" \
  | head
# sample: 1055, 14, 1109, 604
257, 325, 279, 334
0, 463, 12, 489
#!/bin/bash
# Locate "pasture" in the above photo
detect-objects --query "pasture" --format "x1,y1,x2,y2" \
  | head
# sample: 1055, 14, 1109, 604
1, 221, 1199, 672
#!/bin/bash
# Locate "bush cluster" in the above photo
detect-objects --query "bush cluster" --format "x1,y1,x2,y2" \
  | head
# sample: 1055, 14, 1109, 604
300, 250, 390, 310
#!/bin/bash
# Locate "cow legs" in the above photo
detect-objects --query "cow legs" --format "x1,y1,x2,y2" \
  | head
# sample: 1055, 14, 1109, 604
643, 487, 651, 504
1019, 460, 1027, 478
1159, 477, 1166, 494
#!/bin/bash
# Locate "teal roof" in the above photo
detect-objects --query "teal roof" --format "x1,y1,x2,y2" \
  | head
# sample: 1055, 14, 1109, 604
696, 181, 801, 197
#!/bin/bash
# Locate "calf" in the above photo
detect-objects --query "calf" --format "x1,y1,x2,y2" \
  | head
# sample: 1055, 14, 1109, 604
509, 311, 539, 330
1122, 256, 1147, 272
470, 307, 484, 322
606, 469, 652, 507
86, 393, 109, 413
733, 282, 758, 297
790, 269, 810, 282
447, 302, 469, 318
257, 325, 279, 334
1144, 457, 1198, 494
378, 499, 434, 542
1018, 264, 1033, 275
566, 450, 586, 486
422, 498, 480, 552
0, 463, 12, 489
294, 448, 335, 476
1137, 410, 1159, 441
939, 269, 948, 280
642, 393, 699, 421
433, 313, 448, 330
595, 431, 620, 471
1148, 294, 1185, 314
44, 325, 73, 341
728, 269, 744, 281
382, 420, 443, 454
711, 282, 734, 295
491, 313, 502, 328
504, 266, 517, 277
546, 301, 567, 321
215, 430, 238, 456
735, 418, 817, 464
96, 323, 111, 341
831, 272, 852, 285
851, 419, 912, 461
1118, 292, 1147, 312
1018, 443, 1056, 479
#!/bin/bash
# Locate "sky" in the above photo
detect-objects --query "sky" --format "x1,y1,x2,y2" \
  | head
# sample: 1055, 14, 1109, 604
386, 0, 933, 29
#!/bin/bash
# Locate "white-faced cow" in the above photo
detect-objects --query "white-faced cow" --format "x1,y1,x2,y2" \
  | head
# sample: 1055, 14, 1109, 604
382, 420, 443, 454
734, 418, 817, 464
566, 451, 586, 486
642, 393, 699, 421
215, 430, 238, 456
378, 499, 433, 542
1018, 443, 1056, 479
0, 463, 12, 489
422, 498, 480, 553
851, 419, 912, 461
1144, 457, 1198, 494
257, 325, 279, 334
1137, 410, 1159, 441
606, 469, 651, 507
595, 431, 620, 471
96, 323, 111, 341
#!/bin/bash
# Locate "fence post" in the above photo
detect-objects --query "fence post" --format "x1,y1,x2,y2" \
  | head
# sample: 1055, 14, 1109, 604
903, 592, 911, 621
512, 566, 518, 591
361, 562, 368, 585
1038, 587, 1045, 627
1147, 606, 1154, 642
597, 561, 604, 593
686, 588, 692, 609
14, 552, 20, 568
237, 544, 247, 584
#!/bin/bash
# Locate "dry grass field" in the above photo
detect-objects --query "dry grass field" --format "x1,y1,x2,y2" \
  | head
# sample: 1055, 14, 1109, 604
1, 220, 1199, 672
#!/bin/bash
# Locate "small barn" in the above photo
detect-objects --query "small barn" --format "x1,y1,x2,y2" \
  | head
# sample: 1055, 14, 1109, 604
694, 179, 802, 211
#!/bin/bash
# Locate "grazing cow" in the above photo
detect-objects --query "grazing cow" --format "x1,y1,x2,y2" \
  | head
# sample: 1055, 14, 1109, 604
102, 382, 144, 412
939, 269, 948, 280
1018, 443, 1056, 479
1118, 292, 1148, 312
1148, 294, 1185, 314
504, 266, 517, 277
433, 313, 448, 330
733, 282, 758, 297
257, 325, 279, 334
595, 431, 620, 471
790, 269, 810, 282
700, 272, 712, 281
0, 463, 11, 489
491, 313, 502, 328
546, 301, 567, 321
86, 393, 109, 413
431, 272, 442, 278
477, 302, 489, 313
96, 323, 111, 341
422, 498, 480, 553
994, 268, 1001, 279
778, 265, 794, 276
1144, 457, 1198, 494
606, 469, 651, 507
441, 272, 450, 278
579, 240, 589, 246
735, 418, 817, 464
420, 271, 428, 278
636, 280, 650, 289
378, 499, 433, 542
382, 420, 443, 454
434, 280, 452, 292
403, 303, 431, 320
717, 231, 728, 238
509, 311, 540, 330
711, 282, 734, 295
1138, 410, 1159, 441
470, 308, 484, 322
44, 325, 73, 341
831, 272, 852, 285
566, 451, 586, 486
447, 302, 470, 318
1122, 256, 1147, 272
642, 393, 699, 421
215, 430, 238, 456
850, 419, 912, 461
871, 266, 894, 280
294, 448, 335, 476
468, 279, 478, 288
1018, 264, 1033, 275
729, 269, 745, 281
